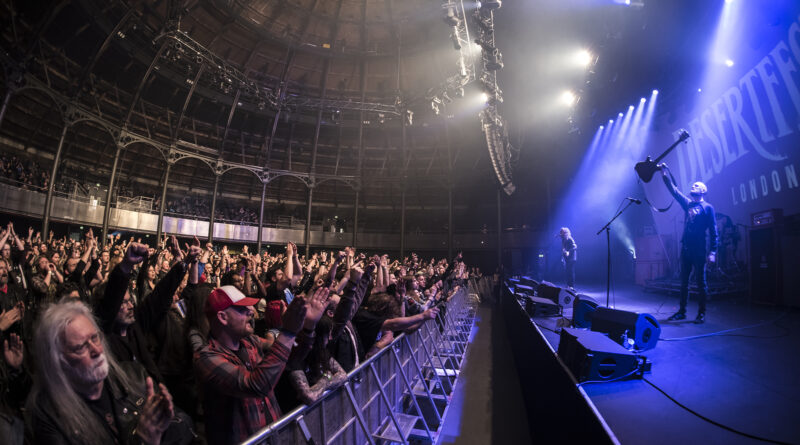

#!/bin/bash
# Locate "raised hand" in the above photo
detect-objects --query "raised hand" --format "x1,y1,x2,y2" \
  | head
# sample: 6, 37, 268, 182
349, 264, 364, 283
123, 242, 149, 266
168, 235, 184, 261
335, 251, 346, 264
285, 242, 294, 257
281, 295, 308, 334
303, 286, 331, 331
136, 377, 175, 444
184, 245, 202, 264
3, 333, 23, 370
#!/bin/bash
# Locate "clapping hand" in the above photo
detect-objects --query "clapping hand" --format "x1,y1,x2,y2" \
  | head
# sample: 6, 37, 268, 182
0, 305, 23, 332
303, 286, 331, 331
135, 377, 175, 444
3, 333, 23, 370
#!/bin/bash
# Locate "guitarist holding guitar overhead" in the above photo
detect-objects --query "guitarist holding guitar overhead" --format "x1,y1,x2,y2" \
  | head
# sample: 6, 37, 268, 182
659, 163, 718, 324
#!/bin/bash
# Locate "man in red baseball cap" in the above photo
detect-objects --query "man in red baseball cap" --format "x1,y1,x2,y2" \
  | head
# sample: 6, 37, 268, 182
204, 285, 261, 338
195, 282, 331, 445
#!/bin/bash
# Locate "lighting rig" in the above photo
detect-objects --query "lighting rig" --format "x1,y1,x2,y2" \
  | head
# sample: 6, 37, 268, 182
429, 1, 477, 111
150, 26, 400, 118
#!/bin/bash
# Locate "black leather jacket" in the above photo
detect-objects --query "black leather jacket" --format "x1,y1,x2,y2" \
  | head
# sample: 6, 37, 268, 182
26, 362, 194, 445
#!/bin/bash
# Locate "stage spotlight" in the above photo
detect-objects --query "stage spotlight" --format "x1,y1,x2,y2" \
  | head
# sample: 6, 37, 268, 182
618, 112, 623, 117
640, 98, 646, 102
628, 105, 634, 110
480, 92, 489, 103
609, 119, 614, 124
725, 59, 734, 67
599, 125, 604, 129
480, 0, 501, 10
652, 89, 659, 95
561, 90, 576, 107
697, 88, 702, 92
576, 50, 592, 67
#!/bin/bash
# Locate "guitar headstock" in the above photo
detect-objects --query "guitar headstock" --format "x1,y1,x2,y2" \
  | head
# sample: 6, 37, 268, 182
678, 129, 690, 142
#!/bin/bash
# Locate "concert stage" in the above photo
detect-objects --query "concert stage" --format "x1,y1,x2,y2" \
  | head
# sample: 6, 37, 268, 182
503, 282, 800, 445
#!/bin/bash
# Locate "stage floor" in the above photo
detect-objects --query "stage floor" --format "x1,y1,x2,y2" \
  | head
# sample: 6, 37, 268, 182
531, 284, 800, 445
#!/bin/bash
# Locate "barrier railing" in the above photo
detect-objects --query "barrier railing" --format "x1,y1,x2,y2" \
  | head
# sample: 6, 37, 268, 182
242, 286, 477, 445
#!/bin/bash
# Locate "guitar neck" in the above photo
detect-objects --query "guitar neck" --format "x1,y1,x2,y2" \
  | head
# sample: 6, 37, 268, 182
653, 137, 686, 164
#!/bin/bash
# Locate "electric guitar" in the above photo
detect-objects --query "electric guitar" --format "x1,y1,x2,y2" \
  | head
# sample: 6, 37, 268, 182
634, 129, 690, 182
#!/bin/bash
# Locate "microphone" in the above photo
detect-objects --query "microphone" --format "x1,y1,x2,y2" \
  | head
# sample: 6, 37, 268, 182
626, 197, 642, 204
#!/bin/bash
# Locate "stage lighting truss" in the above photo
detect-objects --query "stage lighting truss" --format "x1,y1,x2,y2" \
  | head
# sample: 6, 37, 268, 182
428, 1, 478, 107
150, 28, 401, 117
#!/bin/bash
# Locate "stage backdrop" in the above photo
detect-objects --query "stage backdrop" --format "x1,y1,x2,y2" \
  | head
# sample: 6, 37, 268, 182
642, 1, 800, 249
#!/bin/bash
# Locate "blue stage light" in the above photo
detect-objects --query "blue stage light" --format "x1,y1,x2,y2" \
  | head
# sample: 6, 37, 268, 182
725, 59, 734, 67
652, 89, 659, 95
640, 98, 646, 102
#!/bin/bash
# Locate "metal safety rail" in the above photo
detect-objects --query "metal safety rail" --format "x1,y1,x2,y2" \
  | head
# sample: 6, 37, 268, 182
242, 287, 477, 445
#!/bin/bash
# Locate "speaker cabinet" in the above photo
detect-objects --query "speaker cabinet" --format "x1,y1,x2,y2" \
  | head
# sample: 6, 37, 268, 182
749, 210, 783, 305
572, 295, 599, 328
524, 296, 561, 318
557, 288, 576, 308
519, 276, 540, 288
590, 307, 661, 351
515, 284, 535, 297
537, 281, 560, 303
558, 328, 643, 382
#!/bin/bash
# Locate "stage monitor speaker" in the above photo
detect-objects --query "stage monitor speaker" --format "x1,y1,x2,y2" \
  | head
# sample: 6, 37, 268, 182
572, 295, 599, 328
515, 284, 535, 297
537, 281, 560, 303
557, 288, 577, 308
558, 328, 645, 383
519, 276, 540, 288
536, 282, 574, 308
524, 296, 561, 318
590, 307, 661, 351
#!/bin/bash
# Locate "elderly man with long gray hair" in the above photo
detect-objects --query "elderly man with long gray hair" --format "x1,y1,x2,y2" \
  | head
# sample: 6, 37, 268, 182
25, 301, 194, 445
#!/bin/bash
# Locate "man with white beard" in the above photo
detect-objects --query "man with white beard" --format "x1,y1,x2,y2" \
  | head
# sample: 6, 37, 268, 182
26, 301, 194, 445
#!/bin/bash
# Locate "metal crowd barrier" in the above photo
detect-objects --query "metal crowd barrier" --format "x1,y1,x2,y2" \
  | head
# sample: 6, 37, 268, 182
242, 287, 477, 445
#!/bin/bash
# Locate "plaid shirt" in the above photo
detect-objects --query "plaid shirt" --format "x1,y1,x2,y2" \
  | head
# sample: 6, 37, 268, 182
195, 335, 290, 445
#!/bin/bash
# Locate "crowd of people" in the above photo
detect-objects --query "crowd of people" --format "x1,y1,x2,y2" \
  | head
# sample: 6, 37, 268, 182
155, 196, 261, 224
0, 153, 50, 191
0, 219, 474, 445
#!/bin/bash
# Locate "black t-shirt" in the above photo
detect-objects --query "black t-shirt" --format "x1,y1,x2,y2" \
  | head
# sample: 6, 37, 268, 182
85, 383, 120, 441
351, 308, 388, 358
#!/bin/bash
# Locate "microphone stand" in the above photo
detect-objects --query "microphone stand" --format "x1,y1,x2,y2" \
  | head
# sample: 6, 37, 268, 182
596, 200, 637, 307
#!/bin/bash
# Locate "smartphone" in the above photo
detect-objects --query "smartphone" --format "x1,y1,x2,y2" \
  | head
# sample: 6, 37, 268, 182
284, 288, 295, 305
